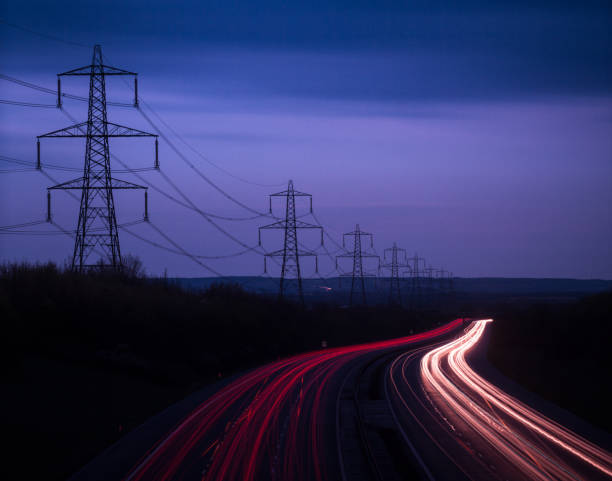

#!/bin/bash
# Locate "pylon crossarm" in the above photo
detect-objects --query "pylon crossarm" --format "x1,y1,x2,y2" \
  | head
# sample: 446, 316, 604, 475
47, 176, 146, 190
58, 64, 137, 76
37, 122, 156, 138
109, 178, 147, 189
47, 176, 85, 189
263, 248, 287, 257
344, 230, 372, 237
269, 189, 311, 197
294, 220, 321, 229
265, 249, 317, 257
105, 122, 156, 137
38, 122, 88, 138
259, 220, 286, 230
260, 220, 320, 230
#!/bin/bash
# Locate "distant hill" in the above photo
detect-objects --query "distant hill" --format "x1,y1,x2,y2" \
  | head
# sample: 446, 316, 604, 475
170, 276, 612, 304
451, 277, 612, 295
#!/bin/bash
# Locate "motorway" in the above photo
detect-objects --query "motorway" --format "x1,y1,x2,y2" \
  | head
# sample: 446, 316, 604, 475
113, 318, 612, 481
121, 319, 464, 481
387, 320, 612, 481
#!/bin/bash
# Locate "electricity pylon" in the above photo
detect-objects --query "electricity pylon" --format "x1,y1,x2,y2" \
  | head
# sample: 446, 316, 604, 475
380, 242, 408, 305
39, 44, 157, 271
335, 224, 379, 306
259, 180, 322, 304
424, 266, 436, 290
436, 268, 448, 291
407, 253, 426, 307
446, 271, 455, 292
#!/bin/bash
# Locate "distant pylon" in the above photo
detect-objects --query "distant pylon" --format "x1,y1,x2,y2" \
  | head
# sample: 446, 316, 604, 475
380, 242, 408, 305
259, 180, 322, 303
408, 253, 425, 292
39, 44, 157, 271
447, 271, 455, 292
436, 268, 447, 291
407, 253, 426, 307
424, 266, 435, 290
336, 224, 379, 306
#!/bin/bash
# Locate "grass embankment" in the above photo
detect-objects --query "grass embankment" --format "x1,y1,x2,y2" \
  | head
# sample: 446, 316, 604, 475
0, 262, 439, 480
487, 291, 612, 433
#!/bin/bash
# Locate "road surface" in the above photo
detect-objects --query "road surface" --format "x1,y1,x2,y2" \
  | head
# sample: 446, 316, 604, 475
73, 318, 611, 481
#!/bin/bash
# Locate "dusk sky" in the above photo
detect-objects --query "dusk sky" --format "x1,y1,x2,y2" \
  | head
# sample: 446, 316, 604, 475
1, 0, 611, 278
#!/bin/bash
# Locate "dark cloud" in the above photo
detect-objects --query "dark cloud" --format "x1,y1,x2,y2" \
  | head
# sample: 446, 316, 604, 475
2, 1, 611, 101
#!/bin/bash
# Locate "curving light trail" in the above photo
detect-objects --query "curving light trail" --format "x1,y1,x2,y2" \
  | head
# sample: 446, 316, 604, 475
416, 320, 612, 480
124, 319, 465, 481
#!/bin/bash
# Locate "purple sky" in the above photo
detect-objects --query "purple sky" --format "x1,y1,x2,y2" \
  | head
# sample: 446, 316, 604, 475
1, 1, 611, 278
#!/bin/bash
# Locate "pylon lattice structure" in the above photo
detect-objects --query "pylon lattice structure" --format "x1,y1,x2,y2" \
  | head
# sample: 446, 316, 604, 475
39, 45, 158, 271
406, 253, 426, 307
259, 180, 322, 303
423, 266, 436, 290
335, 224, 379, 306
380, 242, 408, 305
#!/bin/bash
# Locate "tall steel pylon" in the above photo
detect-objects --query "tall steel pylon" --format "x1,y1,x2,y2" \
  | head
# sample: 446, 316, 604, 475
336, 224, 379, 306
380, 242, 408, 305
259, 180, 322, 303
39, 45, 158, 271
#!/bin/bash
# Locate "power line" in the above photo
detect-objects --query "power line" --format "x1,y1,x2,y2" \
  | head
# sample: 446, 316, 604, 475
0, 73, 56, 94
139, 99, 285, 188
137, 106, 272, 217
56, 108, 280, 271
0, 155, 34, 167
38, 145, 266, 268
0, 18, 90, 49
139, 221, 224, 277
0, 99, 56, 108
0, 73, 135, 108
0, 219, 145, 235
99, 55, 284, 189
0, 219, 47, 230
1, 70, 283, 195
58, 107, 269, 222
1, 152, 157, 173
122, 222, 281, 292
2, 74, 292, 257
2, 48, 318, 279
0, 168, 38, 173
310, 210, 345, 252
1, 46, 344, 281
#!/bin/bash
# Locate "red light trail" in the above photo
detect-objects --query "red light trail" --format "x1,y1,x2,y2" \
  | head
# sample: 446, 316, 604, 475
125, 319, 464, 481
125, 318, 611, 480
